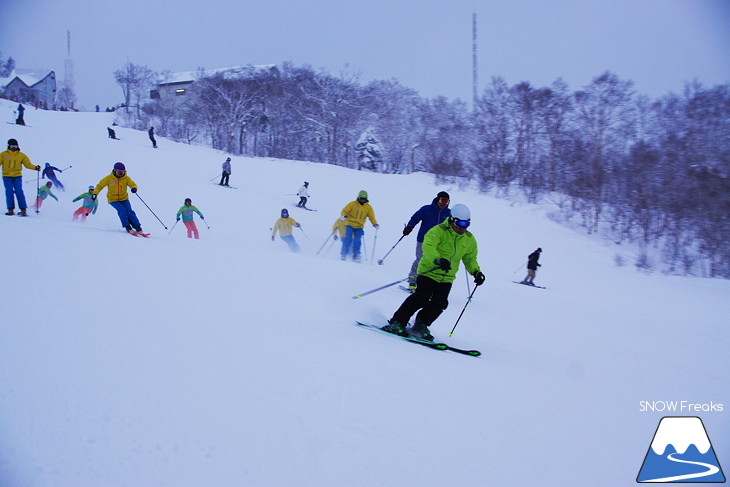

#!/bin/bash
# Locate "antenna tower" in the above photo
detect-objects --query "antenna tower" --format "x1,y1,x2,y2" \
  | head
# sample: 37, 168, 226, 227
472, 13, 478, 110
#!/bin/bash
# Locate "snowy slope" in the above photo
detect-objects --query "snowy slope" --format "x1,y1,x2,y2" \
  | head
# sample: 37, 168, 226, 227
1, 100, 728, 487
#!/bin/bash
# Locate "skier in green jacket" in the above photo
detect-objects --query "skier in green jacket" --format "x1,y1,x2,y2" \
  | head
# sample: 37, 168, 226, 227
382, 204, 485, 341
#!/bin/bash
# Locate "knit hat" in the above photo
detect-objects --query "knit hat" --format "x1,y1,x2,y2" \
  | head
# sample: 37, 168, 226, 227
437, 191, 450, 200
113, 162, 126, 171
46, 181, 53, 187
7, 138, 18, 147
358, 190, 368, 199
185, 198, 192, 204
281, 208, 289, 218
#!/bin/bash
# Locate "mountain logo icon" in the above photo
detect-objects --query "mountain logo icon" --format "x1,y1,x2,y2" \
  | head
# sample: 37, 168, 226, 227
637, 416, 725, 483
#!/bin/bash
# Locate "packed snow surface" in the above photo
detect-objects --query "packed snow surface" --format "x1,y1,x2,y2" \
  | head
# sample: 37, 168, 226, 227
1, 100, 728, 486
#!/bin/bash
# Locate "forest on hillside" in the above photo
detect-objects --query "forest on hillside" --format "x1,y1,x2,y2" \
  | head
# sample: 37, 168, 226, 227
114, 62, 730, 278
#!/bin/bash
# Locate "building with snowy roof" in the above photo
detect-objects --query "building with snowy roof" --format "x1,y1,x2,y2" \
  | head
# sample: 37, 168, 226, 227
150, 65, 277, 101
1, 69, 57, 106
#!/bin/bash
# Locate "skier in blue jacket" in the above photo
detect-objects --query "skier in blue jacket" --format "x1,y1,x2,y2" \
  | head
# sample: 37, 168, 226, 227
402, 191, 451, 292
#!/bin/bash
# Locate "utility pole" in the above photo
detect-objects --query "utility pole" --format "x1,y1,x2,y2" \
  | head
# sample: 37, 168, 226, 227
472, 13, 478, 111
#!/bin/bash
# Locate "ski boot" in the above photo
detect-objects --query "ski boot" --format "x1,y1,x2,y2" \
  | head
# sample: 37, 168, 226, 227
409, 323, 434, 342
5, 209, 14, 216
18, 209, 28, 217
381, 321, 408, 337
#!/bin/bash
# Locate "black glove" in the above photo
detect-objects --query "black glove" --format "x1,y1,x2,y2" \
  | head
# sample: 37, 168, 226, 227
35, 165, 41, 171
333, 235, 339, 241
403, 226, 413, 236
131, 187, 137, 193
84, 213, 89, 216
435, 258, 451, 271
473, 271, 486, 286
271, 236, 275, 241
176, 218, 180, 222
91, 194, 97, 200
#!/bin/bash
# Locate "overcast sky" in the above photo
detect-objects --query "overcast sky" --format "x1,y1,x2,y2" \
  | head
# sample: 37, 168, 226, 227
2, 0, 729, 110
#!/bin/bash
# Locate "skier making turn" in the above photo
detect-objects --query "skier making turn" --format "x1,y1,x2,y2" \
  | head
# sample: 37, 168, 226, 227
381, 204, 485, 341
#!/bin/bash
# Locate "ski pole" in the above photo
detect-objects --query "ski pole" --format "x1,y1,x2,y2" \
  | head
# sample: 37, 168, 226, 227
298, 226, 309, 238
135, 192, 168, 229
317, 232, 334, 255
168, 220, 179, 235
449, 285, 478, 336
377, 234, 405, 265
352, 266, 439, 299
210, 174, 220, 182
60, 165, 72, 171
35, 169, 40, 213
201, 217, 210, 229
370, 227, 379, 264
325, 238, 337, 256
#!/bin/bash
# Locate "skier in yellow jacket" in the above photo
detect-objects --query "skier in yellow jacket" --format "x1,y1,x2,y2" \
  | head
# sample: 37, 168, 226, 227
339, 190, 379, 262
92, 162, 146, 235
271, 208, 301, 252
1, 138, 40, 216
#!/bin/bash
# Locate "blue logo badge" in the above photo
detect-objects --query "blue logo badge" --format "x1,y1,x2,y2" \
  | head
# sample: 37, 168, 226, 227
637, 416, 725, 483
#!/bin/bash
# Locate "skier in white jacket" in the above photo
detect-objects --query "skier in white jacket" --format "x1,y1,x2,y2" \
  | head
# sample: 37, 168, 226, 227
296, 181, 310, 208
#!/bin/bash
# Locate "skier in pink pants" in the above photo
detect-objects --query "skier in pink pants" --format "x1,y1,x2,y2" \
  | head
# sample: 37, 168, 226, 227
175, 198, 205, 239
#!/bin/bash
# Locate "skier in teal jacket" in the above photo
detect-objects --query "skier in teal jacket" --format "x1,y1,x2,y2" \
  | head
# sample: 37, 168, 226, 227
176, 198, 204, 239
72, 186, 98, 222
34, 181, 58, 211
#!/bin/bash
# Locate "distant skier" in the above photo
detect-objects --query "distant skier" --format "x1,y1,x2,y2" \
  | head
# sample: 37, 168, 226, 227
382, 204, 485, 341
521, 248, 542, 286
219, 157, 231, 186
16, 104, 25, 125
271, 208, 301, 252
148, 126, 157, 148
176, 198, 205, 239
339, 190, 379, 262
1, 138, 40, 216
42, 162, 65, 191
34, 181, 58, 211
92, 162, 146, 235
402, 191, 451, 293
107, 127, 118, 139
296, 181, 310, 208
72, 186, 98, 222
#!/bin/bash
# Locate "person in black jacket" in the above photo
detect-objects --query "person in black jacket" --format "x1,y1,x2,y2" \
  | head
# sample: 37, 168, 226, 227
521, 248, 542, 286
148, 126, 157, 148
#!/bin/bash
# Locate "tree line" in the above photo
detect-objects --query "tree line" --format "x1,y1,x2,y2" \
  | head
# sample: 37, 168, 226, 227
115, 62, 730, 278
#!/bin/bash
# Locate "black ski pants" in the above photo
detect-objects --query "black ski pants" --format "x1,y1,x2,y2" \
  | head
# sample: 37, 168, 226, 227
390, 275, 451, 327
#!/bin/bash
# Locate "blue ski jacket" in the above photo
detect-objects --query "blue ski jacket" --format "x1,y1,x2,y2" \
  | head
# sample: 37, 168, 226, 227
406, 198, 452, 242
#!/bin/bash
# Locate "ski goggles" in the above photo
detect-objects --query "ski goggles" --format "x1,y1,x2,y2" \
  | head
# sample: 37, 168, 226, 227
438, 197, 450, 203
451, 217, 470, 228
8, 144, 19, 150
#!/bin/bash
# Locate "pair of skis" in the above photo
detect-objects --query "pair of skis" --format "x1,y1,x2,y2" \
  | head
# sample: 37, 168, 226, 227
355, 321, 480, 357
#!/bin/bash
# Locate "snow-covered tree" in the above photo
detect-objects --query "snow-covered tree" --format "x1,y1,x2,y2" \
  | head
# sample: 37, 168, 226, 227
355, 127, 384, 172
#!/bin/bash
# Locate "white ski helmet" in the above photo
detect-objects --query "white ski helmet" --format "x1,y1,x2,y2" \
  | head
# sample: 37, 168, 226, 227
450, 204, 471, 221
